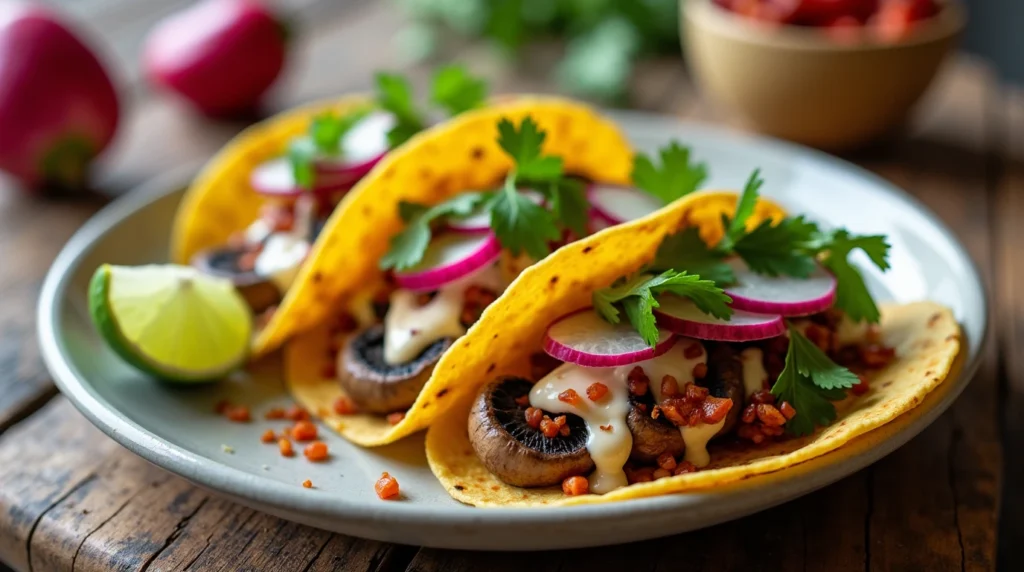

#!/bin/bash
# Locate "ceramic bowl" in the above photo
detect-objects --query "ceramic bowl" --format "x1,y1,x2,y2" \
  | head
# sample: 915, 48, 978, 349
682, 0, 965, 150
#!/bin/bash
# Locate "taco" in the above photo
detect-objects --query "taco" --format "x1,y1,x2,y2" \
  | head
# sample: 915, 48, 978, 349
280, 100, 727, 446
169, 67, 493, 323
421, 177, 962, 507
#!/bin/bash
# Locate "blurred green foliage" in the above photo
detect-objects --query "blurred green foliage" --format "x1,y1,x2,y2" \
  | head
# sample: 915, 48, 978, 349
397, 0, 682, 101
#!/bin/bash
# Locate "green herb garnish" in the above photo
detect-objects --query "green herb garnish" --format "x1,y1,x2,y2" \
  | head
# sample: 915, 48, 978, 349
431, 64, 489, 116
379, 193, 487, 271
631, 141, 707, 206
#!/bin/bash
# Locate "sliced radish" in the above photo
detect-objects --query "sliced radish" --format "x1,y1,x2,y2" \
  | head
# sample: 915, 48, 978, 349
312, 111, 394, 183
250, 157, 354, 198
393, 231, 502, 292
587, 184, 664, 225
654, 295, 785, 342
725, 259, 837, 316
543, 309, 677, 367
446, 190, 545, 233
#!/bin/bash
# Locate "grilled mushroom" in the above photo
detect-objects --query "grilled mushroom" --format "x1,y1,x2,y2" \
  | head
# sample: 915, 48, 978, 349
625, 399, 687, 462
337, 325, 452, 414
191, 246, 280, 313
701, 343, 745, 435
468, 377, 594, 488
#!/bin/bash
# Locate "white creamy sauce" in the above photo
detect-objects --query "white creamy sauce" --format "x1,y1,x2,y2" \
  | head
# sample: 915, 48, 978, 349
529, 363, 633, 494
382, 263, 505, 365
681, 419, 725, 468
739, 347, 767, 398
253, 195, 315, 292
341, 112, 395, 163
243, 218, 273, 244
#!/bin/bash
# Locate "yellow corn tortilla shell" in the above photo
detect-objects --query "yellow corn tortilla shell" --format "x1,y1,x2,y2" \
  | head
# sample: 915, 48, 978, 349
259, 97, 636, 357
170, 95, 375, 265
426, 301, 960, 506
285, 191, 787, 446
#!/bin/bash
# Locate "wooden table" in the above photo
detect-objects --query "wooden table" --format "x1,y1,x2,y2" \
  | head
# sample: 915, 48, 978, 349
0, 2, 1019, 570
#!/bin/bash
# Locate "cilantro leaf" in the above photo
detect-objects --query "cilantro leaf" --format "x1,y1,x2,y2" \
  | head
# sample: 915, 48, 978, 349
375, 72, 426, 147
808, 229, 891, 323
651, 227, 735, 284
430, 64, 489, 117
310, 108, 372, 155
592, 271, 732, 346
771, 327, 859, 436
717, 169, 763, 252
631, 141, 708, 205
732, 216, 819, 278
497, 117, 563, 182
288, 137, 317, 190
490, 175, 561, 260
549, 178, 589, 238
379, 193, 487, 271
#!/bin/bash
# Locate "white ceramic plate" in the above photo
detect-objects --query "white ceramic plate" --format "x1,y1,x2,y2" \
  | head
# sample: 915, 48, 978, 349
38, 112, 987, 550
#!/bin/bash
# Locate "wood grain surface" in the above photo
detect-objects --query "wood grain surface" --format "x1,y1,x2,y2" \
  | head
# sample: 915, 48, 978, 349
0, 1, 1016, 570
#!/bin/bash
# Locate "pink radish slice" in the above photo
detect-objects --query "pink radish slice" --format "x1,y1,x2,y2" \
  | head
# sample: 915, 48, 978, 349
393, 231, 502, 292
312, 111, 394, 182
543, 309, 677, 367
587, 184, 664, 225
724, 259, 837, 316
250, 158, 355, 198
653, 295, 785, 342
446, 190, 545, 233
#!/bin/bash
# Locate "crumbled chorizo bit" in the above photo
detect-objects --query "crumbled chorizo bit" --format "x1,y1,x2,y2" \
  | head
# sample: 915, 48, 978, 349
701, 396, 733, 424
660, 402, 686, 426
285, 405, 310, 421
562, 476, 589, 496
375, 472, 400, 500
386, 411, 406, 425
626, 366, 649, 396
586, 382, 609, 402
804, 323, 832, 352
303, 441, 329, 462
760, 424, 785, 437
749, 389, 776, 405
558, 389, 582, 406
558, 423, 571, 437
661, 375, 679, 397
525, 407, 543, 429
260, 429, 276, 443
461, 286, 498, 326
599, 424, 613, 432
628, 467, 655, 484
224, 405, 251, 423
683, 382, 709, 401
692, 362, 708, 379
539, 415, 566, 438
514, 394, 531, 406
742, 404, 757, 424
652, 468, 671, 480
329, 312, 358, 335
333, 396, 359, 415
320, 364, 337, 379
779, 401, 797, 419
656, 452, 677, 471
292, 421, 318, 441
859, 344, 895, 368
683, 342, 704, 359
302, 479, 313, 489
264, 407, 286, 420
755, 404, 787, 427
852, 376, 870, 396
673, 461, 697, 475
279, 438, 294, 457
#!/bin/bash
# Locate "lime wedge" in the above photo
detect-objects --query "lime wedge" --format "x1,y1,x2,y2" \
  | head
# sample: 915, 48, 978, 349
89, 264, 252, 382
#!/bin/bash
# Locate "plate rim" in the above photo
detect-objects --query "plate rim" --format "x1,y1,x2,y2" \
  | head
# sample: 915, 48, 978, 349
36, 114, 990, 545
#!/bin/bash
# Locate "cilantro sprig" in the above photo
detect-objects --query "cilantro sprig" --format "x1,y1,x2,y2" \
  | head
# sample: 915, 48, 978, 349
380, 116, 586, 269
631, 141, 708, 205
288, 107, 373, 189
376, 65, 490, 148
592, 271, 732, 347
771, 326, 860, 436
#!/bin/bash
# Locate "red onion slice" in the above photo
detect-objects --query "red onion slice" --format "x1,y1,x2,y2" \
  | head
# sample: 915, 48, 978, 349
587, 184, 664, 225
653, 295, 785, 342
393, 231, 502, 292
543, 309, 677, 367
725, 259, 837, 316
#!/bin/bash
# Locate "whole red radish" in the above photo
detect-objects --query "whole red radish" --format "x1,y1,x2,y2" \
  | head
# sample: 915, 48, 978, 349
0, 1, 119, 190
794, 0, 878, 24
143, 0, 287, 117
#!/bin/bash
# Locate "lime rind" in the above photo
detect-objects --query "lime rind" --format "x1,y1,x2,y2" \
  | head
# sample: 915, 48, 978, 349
89, 264, 252, 383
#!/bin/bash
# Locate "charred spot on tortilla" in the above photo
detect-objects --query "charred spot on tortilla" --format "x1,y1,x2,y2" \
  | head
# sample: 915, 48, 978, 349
471, 146, 485, 160
337, 325, 453, 414
469, 377, 593, 488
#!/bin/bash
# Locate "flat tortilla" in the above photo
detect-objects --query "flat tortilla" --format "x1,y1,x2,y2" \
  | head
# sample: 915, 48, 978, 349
285, 191, 787, 446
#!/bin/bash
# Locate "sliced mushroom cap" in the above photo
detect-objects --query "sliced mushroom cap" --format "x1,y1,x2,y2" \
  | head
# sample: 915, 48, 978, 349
468, 377, 594, 488
337, 325, 451, 414
626, 400, 686, 463
191, 246, 280, 313
702, 343, 745, 435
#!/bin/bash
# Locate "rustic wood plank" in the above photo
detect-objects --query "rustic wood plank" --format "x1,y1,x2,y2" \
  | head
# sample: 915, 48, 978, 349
995, 88, 1024, 570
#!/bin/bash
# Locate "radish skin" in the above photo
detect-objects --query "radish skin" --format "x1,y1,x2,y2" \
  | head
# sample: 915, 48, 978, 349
394, 232, 502, 292
654, 295, 786, 342
725, 259, 837, 316
544, 309, 677, 367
